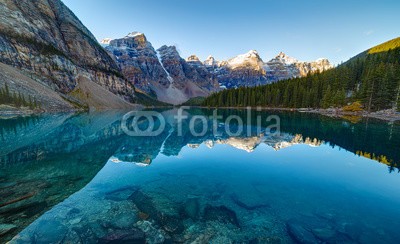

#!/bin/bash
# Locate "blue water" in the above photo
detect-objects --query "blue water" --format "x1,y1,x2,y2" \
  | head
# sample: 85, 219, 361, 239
1, 109, 400, 243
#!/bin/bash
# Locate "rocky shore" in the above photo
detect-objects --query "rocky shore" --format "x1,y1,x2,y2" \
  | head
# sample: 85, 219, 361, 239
302, 108, 400, 122
199, 106, 400, 122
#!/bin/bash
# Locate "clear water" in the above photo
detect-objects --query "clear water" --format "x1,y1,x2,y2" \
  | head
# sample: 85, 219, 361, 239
1, 109, 400, 243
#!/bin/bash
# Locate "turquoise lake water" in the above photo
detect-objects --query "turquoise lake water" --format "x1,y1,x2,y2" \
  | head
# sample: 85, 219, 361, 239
1, 109, 400, 243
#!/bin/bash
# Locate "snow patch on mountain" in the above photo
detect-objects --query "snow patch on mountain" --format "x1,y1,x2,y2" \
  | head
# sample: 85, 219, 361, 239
100, 38, 113, 46
156, 51, 174, 83
126, 32, 143, 38
273, 52, 299, 64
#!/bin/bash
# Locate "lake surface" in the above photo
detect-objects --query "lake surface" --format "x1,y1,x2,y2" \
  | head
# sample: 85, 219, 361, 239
1, 109, 400, 243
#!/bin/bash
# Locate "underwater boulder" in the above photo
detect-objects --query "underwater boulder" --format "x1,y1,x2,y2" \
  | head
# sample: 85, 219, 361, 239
128, 190, 160, 222
181, 197, 200, 220
203, 205, 240, 227
0, 224, 16, 237
99, 228, 146, 244
159, 214, 184, 234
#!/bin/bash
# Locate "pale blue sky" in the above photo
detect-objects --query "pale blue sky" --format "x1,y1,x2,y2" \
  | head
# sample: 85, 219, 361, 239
62, 0, 399, 64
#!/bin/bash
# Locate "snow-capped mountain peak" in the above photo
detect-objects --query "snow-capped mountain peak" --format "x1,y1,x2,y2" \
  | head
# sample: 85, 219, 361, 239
227, 50, 264, 68
125, 32, 144, 38
274, 52, 299, 64
204, 55, 219, 66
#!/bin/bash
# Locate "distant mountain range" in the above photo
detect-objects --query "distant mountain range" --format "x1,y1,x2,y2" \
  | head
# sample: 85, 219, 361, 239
102, 33, 332, 104
204, 50, 332, 89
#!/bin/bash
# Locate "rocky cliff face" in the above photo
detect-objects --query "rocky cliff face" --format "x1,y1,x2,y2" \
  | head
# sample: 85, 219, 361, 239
0, 0, 134, 110
104, 34, 219, 105
105, 32, 171, 95
205, 51, 333, 89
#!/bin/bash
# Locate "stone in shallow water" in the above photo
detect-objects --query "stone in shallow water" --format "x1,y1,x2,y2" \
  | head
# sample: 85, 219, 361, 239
159, 214, 184, 234
105, 186, 138, 201
128, 190, 159, 221
230, 193, 271, 211
203, 205, 240, 227
99, 228, 146, 244
0, 224, 17, 237
286, 219, 319, 243
286, 217, 355, 243
128, 190, 183, 235
181, 197, 200, 220
136, 221, 166, 244
31, 220, 68, 243
311, 227, 336, 240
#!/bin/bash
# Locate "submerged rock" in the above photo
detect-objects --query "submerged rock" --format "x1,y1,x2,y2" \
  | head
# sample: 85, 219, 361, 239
286, 219, 319, 243
99, 228, 146, 244
286, 217, 354, 243
0, 224, 16, 237
181, 197, 200, 220
30, 220, 68, 243
230, 193, 270, 211
105, 186, 138, 201
128, 190, 159, 222
203, 205, 240, 227
136, 221, 166, 244
159, 214, 184, 234
129, 190, 183, 235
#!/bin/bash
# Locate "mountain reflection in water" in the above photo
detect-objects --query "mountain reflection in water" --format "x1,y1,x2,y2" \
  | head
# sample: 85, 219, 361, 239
1, 109, 400, 243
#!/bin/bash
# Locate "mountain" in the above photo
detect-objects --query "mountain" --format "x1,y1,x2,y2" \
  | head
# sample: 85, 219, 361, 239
104, 34, 219, 105
265, 52, 332, 81
203, 37, 400, 112
103, 31, 331, 104
0, 0, 332, 108
0, 0, 136, 111
207, 50, 268, 88
204, 50, 332, 89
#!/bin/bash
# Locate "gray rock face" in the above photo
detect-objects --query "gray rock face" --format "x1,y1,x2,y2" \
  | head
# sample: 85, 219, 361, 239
0, 0, 134, 109
105, 32, 170, 94
157, 45, 218, 93
105, 34, 219, 105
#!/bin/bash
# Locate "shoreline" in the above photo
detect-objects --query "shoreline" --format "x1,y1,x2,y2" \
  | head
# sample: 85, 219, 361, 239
1, 104, 399, 122
196, 106, 400, 122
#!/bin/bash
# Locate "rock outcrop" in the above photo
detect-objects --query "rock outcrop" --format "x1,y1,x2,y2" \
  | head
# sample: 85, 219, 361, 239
0, 0, 135, 110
